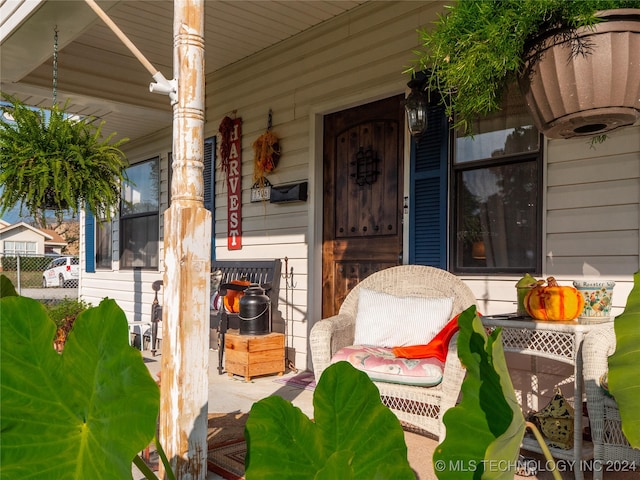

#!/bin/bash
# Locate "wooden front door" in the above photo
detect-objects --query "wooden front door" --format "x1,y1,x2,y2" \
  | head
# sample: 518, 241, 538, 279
322, 95, 405, 317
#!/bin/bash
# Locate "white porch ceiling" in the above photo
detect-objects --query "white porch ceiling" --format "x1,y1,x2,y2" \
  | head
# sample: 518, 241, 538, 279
1, 0, 366, 143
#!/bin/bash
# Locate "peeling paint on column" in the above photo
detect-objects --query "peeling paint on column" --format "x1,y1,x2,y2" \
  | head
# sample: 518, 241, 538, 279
159, 1, 209, 479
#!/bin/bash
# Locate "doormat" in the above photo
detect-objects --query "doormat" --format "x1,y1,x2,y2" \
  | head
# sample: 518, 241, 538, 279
207, 412, 248, 479
273, 371, 316, 391
207, 412, 247, 446
207, 440, 246, 480
206, 419, 435, 480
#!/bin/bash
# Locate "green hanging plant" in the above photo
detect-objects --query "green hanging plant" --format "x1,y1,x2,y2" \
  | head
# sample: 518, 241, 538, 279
406, 0, 640, 135
0, 94, 129, 227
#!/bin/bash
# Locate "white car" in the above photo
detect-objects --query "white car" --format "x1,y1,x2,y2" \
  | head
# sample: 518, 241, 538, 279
42, 256, 80, 288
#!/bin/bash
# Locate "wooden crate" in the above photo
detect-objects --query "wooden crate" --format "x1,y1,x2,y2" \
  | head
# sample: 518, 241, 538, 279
225, 331, 285, 381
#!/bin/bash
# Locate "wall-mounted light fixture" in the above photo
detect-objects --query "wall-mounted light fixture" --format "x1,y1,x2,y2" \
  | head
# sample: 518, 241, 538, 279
405, 76, 429, 138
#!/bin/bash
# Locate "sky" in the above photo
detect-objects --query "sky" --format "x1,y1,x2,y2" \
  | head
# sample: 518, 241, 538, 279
1, 205, 39, 225
0, 185, 31, 224
0, 186, 73, 225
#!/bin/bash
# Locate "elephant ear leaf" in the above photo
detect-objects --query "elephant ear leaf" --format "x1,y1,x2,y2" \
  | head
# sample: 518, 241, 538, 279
608, 270, 640, 448
434, 306, 526, 480
245, 361, 414, 480
0, 274, 18, 297
0, 295, 160, 480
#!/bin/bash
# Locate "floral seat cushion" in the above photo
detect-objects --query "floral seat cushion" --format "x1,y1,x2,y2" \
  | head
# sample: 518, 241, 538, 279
331, 345, 444, 387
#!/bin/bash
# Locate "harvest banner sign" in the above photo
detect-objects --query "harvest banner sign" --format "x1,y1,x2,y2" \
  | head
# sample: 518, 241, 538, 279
225, 118, 242, 250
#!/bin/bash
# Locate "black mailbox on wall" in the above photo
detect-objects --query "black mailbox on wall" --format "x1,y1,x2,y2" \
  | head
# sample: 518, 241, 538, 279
270, 181, 308, 204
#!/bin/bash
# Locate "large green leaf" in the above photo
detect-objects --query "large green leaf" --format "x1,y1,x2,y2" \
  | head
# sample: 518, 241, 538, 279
244, 361, 414, 480
608, 270, 640, 448
0, 296, 160, 480
0, 274, 18, 297
434, 306, 526, 480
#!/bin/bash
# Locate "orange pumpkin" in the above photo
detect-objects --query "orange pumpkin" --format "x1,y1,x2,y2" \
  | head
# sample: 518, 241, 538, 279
524, 277, 584, 321
223, 279, 251, 313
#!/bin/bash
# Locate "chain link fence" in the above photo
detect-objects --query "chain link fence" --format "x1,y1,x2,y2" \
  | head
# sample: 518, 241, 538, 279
0, 254, 79, 294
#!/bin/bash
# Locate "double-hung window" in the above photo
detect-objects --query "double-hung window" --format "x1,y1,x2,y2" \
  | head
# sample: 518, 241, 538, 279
120, 158, 159, 269
3, 241, 37, 255
451, 90, 542, 274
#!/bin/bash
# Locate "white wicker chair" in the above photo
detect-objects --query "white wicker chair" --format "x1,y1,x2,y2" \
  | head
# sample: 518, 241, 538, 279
310, 265, 476, 439
583, 325, 640, 480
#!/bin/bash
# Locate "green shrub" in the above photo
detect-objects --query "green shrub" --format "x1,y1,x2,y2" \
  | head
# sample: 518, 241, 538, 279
45, 297, 91, 338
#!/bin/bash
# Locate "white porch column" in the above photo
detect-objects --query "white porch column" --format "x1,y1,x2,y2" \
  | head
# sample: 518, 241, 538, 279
160, 1, 210, 479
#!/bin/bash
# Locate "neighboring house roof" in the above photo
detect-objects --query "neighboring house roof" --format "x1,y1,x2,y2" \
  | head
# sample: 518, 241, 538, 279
40, 228, 67, 247
0, 221, 54, 239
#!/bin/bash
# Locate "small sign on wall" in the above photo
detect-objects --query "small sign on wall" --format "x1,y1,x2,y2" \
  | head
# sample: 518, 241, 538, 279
226, 118, 242, 250
250, 179, 272, 202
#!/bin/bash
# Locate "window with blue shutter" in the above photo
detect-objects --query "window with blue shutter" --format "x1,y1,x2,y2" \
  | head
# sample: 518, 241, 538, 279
120, 159, 160, 269
409, 104, 448, 268
451, 92, 542, 274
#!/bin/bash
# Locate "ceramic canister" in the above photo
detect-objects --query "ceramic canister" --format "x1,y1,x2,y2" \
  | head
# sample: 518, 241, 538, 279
572, 280, 615, 324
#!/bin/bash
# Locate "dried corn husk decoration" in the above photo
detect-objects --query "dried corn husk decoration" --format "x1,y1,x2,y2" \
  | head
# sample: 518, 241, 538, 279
252, 130, 280, 185
218, 115, 235, 174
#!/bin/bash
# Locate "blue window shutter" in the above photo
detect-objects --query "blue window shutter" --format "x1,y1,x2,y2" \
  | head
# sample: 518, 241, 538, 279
409, 104, 448, 268
168, 152, 173, 206
85, 208, 95, 273
203, 137, 216, 261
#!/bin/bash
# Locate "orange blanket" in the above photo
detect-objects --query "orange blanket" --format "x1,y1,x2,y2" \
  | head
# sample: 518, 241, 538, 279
392, 313, 461, 362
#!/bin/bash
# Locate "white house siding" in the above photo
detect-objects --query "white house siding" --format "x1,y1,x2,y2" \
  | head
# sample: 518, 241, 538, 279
78, 1, 640, 373
461, 125, 640, 409
79, 0, 447, 368
462, 124, 640, 319
203, 0, 447, 370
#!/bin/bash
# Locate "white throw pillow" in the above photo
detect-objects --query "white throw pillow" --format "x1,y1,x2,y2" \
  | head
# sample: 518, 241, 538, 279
353, 288, 453, 348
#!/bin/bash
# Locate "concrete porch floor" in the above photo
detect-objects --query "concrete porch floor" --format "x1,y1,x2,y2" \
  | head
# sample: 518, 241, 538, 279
134, 348, 638, 480
133, 347, 315, 479
141, 346, 315, 418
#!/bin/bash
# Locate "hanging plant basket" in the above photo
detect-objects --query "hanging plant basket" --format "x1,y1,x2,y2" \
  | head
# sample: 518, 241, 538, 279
0, 96, 129, 226
43, 187, 70, 211
518, 8, 640, 139
408, 1, 640, 139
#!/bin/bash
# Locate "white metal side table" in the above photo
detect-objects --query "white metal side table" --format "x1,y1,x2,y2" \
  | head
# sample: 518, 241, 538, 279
481, 314, 609, 480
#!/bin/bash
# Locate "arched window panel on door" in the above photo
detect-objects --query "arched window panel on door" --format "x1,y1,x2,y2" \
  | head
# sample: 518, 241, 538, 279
335, 120, 400, 239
